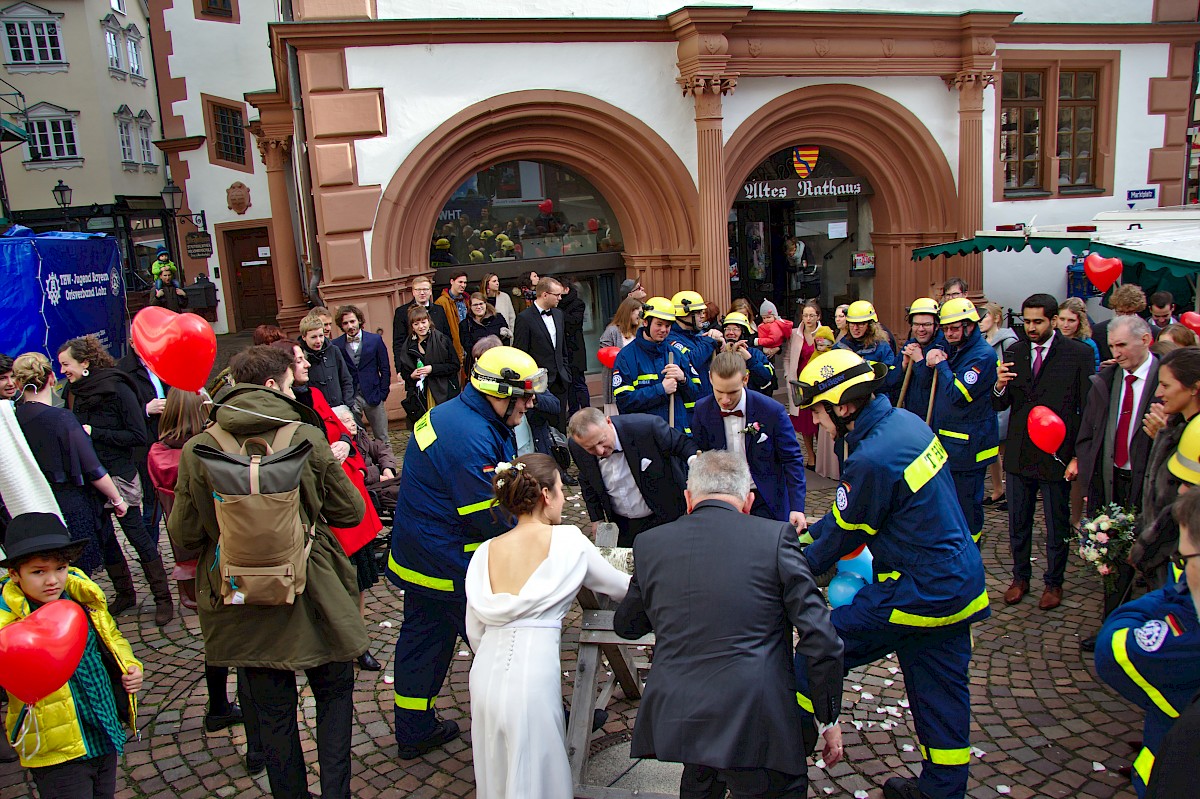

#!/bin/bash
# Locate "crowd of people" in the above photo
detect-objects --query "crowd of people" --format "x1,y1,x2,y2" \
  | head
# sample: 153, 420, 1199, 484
0, 272, 1197, 799
429, 209, 621, 267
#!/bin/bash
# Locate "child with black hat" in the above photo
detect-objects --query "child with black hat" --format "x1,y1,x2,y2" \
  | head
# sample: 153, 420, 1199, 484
0, 512, 142, 798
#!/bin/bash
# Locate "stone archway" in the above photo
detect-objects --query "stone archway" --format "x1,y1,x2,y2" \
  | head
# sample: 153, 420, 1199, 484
372, 90, 700, 297
724, 84, 959, 330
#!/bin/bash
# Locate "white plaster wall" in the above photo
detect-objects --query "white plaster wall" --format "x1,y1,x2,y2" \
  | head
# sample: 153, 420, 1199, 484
346, 41, 698, 229
723, 76, 961, 186
375, 0, 1152, 25
980, 43, 1171, 316
160, 2, 281, 333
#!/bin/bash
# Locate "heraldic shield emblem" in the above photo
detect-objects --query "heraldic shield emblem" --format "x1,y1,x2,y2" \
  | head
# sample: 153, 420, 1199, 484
793, 147, 819, 178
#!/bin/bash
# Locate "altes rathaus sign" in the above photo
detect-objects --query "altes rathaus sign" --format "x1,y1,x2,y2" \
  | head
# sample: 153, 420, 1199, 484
738, 177, 872, 202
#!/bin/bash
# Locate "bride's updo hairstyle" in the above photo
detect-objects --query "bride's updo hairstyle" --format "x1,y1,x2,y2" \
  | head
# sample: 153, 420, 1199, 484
492, 453, 560, 517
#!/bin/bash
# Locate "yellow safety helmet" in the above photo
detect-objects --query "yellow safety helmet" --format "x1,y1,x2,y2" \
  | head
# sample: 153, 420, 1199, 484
939, 297, 980, 325
495, 233, 510, 243
907, 297, 940, 320
642, 296, 677, 323
480, 229, 495, 240
672, 290, 707, 317
470, 346, 548, 398
468, 250, 485, 263
434, 238, 451, 250
722, 311, 756, 334
845, 300, 878, 323
1169, 414, 1200, 484
792, 349, 887, 409
500, 239, 516, 251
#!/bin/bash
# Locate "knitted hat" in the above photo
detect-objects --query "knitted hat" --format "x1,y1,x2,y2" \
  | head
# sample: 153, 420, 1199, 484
814, 325, 835, 343
759, 300, 779, 318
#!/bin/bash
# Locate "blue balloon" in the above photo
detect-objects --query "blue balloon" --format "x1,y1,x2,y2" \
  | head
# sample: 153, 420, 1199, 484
837, 547, 875, 584
827, 573, 866, 608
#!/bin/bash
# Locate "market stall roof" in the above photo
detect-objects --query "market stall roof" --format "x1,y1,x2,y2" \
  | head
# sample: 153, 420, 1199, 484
912, 207, 1200, 278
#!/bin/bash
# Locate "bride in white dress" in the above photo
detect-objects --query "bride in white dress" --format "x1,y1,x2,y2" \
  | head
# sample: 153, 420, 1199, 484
465, 453, 631, 799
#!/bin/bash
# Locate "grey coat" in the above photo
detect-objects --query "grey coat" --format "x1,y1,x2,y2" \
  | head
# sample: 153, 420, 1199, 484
1131, 413, 1190, 588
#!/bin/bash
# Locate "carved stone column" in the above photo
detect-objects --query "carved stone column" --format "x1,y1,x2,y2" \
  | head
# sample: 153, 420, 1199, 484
945, 69, 993, 298
254, 134, 309, 331
683, 74, 737, 311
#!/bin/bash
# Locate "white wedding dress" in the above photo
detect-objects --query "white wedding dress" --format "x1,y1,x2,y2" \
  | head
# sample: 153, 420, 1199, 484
465, 524, 630, 799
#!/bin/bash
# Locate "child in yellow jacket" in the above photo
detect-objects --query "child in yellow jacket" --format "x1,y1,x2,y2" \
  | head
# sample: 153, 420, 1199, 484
0, 512, 142, 798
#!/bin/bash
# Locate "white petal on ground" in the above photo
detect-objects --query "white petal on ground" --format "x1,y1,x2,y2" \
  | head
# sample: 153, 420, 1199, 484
997, 786, 1011, 795
1093, 762, 1106, 772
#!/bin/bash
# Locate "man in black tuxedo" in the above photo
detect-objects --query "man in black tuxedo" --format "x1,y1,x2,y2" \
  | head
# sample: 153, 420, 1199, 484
1072, 314, 1158, 648
513, 276, 569, 429
994, 293, 1095, 611
567, 408, 698, 546
615, 450, 844, 799
393, 274, 453, 368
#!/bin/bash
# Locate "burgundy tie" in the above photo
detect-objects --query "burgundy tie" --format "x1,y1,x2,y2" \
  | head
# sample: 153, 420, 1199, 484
1032, 345, 1045, 379
720, 409, 744, 418
1114, 373, 1137, 468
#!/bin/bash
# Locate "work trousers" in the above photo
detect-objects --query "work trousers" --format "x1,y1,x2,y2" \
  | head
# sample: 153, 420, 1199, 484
31, 752, 117, 799
680, 763, 807, 799
241, 660, 355, 799
1007, 474, 1071, 587
392, 590, 468, 745
951, 467, 986, 544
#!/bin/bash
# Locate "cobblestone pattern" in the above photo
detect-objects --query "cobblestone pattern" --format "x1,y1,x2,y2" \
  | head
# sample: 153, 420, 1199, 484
0, 427, 1141, 799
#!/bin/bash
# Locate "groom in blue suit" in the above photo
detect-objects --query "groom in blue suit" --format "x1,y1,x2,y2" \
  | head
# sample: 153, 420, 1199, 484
693, 351, 808, 527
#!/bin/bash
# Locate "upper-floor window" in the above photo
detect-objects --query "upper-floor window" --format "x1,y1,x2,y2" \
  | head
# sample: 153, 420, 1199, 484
138, 124, 153, 164
1, 4, 66, 72
202, 0, 233, 17
20, 102, 82, 168
118, 119, 134, 162
995, 51, 1119, 201
125, 30, 141, 76
105, 28, 121, 70
110, 0, 126, 13
213, 103, 245, 164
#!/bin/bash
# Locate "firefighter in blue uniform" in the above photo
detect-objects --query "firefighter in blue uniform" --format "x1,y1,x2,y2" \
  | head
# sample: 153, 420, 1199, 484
613, 296, 699, 434
388, 346, 546, 758
897, 297, 945, 418
721, 310, 775, 394
836, 300, 901, 401
1095, 435, 1200, 797
794, 349, 990, 799
926, 298, 999, 544
667, 290, 725, 425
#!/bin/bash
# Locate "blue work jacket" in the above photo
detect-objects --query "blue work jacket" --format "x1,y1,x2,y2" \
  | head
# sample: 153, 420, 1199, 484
804, 395, 990, 632
388, 384, 515, 597
896, 331, 946, 419
613, 333, 699, 435
837, 335, 902, 400
668, 324, 723, 421
929, 326, 1000, 471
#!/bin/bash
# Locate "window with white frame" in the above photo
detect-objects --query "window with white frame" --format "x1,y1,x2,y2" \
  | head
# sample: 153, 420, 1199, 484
136, 110, 155, 166
118, 119, 134, 162
105, 29, 121, 70
126, 36, 140, 75
111, 0, 126, 13
1, 4, 66, 71
138, 124, 153, 164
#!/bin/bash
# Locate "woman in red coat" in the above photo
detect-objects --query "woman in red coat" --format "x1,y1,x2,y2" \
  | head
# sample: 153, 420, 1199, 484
272, 341, 384, 670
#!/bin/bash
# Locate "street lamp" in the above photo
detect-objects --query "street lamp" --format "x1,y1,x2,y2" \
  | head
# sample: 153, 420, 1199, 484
160, 178, 206, 230
51, 179, 71, 228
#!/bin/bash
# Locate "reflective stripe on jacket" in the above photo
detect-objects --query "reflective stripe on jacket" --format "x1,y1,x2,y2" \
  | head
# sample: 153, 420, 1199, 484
930, 326, 1000, 470
613, 333, 698, 435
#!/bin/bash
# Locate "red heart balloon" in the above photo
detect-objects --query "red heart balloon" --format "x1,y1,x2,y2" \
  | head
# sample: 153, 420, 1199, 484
1027, 404, 1066, 456
1180, 311, 1200, 336
1084, 252, 1123, 293
131, 307, 217, 392
0, 600, 88, 705
597, 346, 621, 369
537, 199, 553, 214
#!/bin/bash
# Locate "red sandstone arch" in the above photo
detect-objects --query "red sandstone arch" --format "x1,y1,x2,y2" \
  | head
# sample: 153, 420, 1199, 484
372, 91, 699, 293
724, 84, 959, 329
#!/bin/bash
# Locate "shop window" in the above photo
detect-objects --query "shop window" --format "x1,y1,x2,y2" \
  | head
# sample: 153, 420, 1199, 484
433, 160, 621, 267
2, 3, 66, 73
21, 102, 81, 169
194, 0, 239, 24
996, 51, 1119, 200
201, 93, 252, 174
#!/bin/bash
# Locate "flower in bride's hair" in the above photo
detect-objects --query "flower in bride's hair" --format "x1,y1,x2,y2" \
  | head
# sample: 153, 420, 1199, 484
495, 461, 514, 474
495, 478, 505, 488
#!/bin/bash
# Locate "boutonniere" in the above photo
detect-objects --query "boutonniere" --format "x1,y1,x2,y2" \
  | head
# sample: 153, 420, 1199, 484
742, 422, 768, 444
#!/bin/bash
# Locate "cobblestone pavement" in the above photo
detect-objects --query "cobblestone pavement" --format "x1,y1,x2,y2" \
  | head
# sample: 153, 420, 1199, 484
1, 426, 1142, 799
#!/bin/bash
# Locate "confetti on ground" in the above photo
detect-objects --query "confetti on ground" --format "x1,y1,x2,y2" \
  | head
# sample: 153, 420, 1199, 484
1093, 762, 1106, 772
971, 747, 987, 758
852, 720, 863, 730
574, 503, 581, 507
898, 698, 910, 708
889, 666, 900, 674
378, 621, 393, 628
852, 685, 862, 691
880, 722, 892, 730
855, 791, 869, 799
884, 679, 894, 686
902, 744, 915, 752
861, 692, 874, 700
815, 759, 826, 769
887, 653, 895, 659
997, 786, 1011, 795
458, 650, 469, 656
382, 675, 394, 685
823, 788, 833, 795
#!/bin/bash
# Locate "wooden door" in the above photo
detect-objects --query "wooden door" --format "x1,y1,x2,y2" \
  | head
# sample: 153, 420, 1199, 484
226, 228, 279, 329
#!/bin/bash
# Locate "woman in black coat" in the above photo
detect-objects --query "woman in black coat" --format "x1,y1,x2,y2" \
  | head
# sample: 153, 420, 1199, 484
459, 292, 510, 373
397, 306, 461, 408
58, 335, 174, 625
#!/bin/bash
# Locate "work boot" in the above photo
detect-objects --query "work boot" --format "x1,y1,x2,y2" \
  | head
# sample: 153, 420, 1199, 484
882, 777, 932, 799
142, 558, 175, 627
105, 560, 137, 616
397, 718, 460, 760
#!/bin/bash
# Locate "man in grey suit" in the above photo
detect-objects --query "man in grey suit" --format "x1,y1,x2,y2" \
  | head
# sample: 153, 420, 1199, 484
614, 451, 844, 799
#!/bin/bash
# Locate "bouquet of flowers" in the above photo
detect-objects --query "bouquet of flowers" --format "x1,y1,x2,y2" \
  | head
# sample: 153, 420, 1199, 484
1077, 504, 1137, 592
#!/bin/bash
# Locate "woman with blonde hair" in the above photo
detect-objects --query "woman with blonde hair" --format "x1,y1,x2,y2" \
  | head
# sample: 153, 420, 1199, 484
11, 352, 128, 577
599, 296, 643, 415
1057, 297, 1100, 371
481, 272, 517, 330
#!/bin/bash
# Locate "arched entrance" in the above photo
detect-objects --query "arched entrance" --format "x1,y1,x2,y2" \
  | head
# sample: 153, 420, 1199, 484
372, 90, 699, 297
725, 84, 958, 330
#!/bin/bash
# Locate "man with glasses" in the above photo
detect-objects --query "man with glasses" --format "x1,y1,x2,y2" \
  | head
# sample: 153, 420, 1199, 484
1094, 456, 1200, 799
897, 297, 945, 416
941, 277, 969, 302
394, 275, 453, 369
925, 298, 999, 545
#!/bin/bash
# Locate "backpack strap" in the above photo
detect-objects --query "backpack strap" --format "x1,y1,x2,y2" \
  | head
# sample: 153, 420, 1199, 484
206, 424, 241, 454
271, 422, 302, 452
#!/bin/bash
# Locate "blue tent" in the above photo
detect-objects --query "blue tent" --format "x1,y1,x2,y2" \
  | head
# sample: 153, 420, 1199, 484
0, 225, 127, 361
